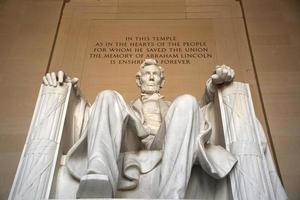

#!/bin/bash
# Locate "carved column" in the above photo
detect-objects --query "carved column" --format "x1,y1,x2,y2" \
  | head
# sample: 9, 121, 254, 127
217, 82, 286, 200
9, 84, 72, 200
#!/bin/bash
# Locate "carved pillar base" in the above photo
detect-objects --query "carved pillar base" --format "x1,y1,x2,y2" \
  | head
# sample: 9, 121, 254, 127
217, 82, 287, 200
9, 84, 72, 200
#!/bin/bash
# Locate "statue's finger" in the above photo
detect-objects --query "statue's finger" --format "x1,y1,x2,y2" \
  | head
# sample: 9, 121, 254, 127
211, 74, 223, 84
58, 70, 64, 84
224, 65, 230, 70
227, 69, 234, 80
221, 64, 227, 70
43, 76, 49, 85
65, 76, 72, 83
229, 69, 235, 81
226, 66, 232, 75
225, 72, 232, 82
223, 65, 230, 72
214, 65, 221, 73
220, 68, 228, 79
71, 77, 79, 85
46, 73, 53, 86
211, 74, 219, 82
51, 72, 57, 87
231, 70, 235, 79
216, 67, 222, 77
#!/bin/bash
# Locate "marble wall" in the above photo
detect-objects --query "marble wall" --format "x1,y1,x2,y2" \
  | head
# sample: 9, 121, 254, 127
0, 0, 299, 199
242, 0, 300, 199
0, 0, 63, 198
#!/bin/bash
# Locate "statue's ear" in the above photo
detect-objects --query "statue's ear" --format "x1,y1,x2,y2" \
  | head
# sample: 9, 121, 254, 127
136, 76, 141, 87
160, 78, 165, 88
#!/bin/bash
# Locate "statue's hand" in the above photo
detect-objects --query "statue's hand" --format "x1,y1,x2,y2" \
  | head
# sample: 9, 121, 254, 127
42, 71, 79, 87
211, 65, 235, 85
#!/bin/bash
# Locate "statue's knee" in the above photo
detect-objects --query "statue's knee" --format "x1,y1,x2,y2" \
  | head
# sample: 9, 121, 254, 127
96, 90, 116, 100
174, 94, 198, 111
175, 94, 198, 104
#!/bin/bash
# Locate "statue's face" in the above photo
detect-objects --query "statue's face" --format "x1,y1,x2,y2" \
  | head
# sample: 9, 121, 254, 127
139, 65, 162, 94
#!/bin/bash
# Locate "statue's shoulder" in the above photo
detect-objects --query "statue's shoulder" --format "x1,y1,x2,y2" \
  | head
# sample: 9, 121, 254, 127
130, 98, 142, 111
162, 100, 171, 108
159, 100, 171, 118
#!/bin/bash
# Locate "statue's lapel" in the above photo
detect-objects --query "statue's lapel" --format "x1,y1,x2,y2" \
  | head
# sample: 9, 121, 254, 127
131, 98, 144, 123
131, 97, 170, 123
158, 99, 170, 119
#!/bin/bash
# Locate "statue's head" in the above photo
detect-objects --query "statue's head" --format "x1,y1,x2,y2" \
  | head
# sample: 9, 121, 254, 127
136, 59, 165, 94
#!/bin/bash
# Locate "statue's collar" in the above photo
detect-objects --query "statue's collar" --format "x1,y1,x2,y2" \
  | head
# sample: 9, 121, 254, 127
140, 93, 164, 102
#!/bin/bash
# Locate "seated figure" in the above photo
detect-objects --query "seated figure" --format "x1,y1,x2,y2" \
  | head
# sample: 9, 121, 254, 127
43, 59, 237, 199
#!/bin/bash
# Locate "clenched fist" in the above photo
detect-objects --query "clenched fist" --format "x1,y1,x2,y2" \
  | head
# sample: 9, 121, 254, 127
211, 65, 235, 85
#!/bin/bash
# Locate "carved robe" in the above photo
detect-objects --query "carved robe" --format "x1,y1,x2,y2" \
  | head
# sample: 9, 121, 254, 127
65, 90, 237, 198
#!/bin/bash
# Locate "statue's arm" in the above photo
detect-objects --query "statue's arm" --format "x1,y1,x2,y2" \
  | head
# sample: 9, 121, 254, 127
65, 87, 90, 145
200, 65, 235, 106
43, 71, 91, 145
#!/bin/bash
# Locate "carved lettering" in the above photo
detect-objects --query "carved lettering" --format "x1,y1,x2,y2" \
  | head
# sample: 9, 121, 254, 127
90, 36, 213, 65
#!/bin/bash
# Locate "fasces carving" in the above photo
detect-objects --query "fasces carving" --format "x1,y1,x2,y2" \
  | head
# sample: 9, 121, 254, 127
218, 83, 287, 199
9, 84, 72, 200
9, 59, 287, 200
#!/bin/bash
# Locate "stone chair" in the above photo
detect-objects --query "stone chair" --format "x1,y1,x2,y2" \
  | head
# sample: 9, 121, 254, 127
9, 82, 287, 200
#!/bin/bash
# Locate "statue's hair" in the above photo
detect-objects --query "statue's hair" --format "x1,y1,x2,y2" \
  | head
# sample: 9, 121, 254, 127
136, 59, 165, 88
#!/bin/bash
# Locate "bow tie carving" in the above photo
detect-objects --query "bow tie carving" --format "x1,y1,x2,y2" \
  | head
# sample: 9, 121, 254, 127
141, 93, 164, 102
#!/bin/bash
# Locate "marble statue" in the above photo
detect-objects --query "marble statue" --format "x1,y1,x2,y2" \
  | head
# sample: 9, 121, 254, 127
54, 59, 237, 199
9, 59, 287, 200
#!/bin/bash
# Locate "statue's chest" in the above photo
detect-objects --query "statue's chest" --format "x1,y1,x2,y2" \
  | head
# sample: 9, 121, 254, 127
142, 100, 162, 124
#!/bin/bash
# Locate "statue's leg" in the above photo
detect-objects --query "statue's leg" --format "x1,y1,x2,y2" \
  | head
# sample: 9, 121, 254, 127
77, 90, 131, 198
158, 94, 200, 199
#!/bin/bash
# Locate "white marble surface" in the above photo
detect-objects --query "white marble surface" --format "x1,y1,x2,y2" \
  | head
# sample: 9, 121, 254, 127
10, 59, 286, 199
9, 84, 72, 200
218, 82, 287, 200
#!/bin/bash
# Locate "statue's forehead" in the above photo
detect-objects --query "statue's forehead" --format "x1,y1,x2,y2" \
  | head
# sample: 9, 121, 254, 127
141, 65, 161, 72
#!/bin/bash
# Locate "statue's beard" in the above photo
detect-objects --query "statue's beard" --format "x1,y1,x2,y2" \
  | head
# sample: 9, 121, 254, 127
141, 84, 160, 94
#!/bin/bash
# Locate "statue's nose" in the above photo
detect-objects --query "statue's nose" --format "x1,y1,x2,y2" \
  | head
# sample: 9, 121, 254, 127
149, 74, 154, 81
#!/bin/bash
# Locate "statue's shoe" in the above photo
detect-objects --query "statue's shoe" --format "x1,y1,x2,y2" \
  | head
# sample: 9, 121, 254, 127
76, 174, 113, 198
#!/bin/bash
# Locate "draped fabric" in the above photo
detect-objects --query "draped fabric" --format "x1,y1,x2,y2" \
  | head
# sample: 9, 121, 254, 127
218, 82, 287, 200
66, 90, 236, 198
